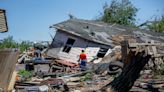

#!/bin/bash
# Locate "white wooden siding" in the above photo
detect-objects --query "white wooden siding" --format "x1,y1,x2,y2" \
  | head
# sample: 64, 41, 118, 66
48, 30, 112, 63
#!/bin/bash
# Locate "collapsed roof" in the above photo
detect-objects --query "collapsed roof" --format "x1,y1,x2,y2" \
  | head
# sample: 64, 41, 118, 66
50, 19, 164, 45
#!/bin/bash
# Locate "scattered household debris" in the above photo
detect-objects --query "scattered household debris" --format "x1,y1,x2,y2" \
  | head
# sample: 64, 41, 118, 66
13, 41, 164, 92
0, 19, 164, 92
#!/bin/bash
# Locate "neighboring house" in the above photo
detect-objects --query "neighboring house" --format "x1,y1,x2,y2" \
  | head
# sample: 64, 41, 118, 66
47, 19, 164, 63
0, 9, 8, 33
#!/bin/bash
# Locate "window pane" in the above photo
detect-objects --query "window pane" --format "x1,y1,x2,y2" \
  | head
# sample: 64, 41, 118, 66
97, 48, 108, 58
62, 38, 75, 53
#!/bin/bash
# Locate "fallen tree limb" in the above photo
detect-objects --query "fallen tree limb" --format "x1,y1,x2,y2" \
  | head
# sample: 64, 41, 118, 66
100, 50, 151, 92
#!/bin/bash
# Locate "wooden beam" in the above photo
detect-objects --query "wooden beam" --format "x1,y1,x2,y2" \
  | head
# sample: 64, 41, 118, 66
129, 43, 164, 47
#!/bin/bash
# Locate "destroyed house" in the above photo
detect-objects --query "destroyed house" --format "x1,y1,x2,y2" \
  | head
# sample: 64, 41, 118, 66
48, 19, 164, 63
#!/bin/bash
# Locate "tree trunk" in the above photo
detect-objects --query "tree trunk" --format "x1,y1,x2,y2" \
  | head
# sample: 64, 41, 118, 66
100, 50, 151, 92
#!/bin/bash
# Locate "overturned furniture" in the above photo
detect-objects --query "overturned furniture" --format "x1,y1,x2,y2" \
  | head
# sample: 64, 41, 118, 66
100, 41, 164, 92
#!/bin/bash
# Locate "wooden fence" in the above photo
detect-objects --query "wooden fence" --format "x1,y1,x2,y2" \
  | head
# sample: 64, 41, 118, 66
0, 49, 19, 91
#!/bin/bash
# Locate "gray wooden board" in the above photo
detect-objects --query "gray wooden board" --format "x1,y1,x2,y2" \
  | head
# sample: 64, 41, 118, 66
0, 49, 19, 91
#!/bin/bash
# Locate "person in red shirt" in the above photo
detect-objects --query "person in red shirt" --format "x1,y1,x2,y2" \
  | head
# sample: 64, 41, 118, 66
79, 50, 87, 71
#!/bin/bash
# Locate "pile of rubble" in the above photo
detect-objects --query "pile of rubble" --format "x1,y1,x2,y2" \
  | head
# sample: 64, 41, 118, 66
11, 42, 163, 92
0, 40, 163, 92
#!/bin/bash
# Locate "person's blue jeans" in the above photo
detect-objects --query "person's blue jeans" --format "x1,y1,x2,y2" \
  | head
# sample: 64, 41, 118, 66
80, 60, 87, 71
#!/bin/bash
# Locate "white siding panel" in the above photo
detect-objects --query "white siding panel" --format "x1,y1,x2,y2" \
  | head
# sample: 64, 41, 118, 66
85, 47, 100, 62
47, 48, 61, 58
50, 30, 112, 63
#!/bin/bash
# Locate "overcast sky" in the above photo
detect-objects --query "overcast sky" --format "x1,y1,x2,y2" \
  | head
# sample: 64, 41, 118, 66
0, 0, 164, 42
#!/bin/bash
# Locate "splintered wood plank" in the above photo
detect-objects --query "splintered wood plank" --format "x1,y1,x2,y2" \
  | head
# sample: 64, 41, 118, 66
151, 40, 158, 57
0, 49, 19, 91
8, 71, 17, 91
129, 43, 164, 47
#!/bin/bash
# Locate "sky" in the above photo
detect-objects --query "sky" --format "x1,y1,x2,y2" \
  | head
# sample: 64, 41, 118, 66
0, 0, 164, 42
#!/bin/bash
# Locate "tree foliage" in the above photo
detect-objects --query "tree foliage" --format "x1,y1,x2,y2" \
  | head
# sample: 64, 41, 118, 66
0, 36, 18, 48
146, 16, 164, 32
19, 41, 33, 52
0, 36, 32, 52
100, 0, 138, 26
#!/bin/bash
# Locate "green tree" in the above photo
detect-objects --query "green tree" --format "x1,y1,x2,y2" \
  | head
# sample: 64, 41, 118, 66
0, 36, 18, 48
100, 0, 138, 26
19, 41, 32, 52
146, 16, 164, 32
0, 36, 32, 52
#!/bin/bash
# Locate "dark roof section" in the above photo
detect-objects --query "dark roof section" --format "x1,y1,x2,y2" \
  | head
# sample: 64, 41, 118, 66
51, 19, 164, 45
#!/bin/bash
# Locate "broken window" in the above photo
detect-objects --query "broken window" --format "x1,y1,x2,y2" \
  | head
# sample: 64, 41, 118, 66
62, 38, 75, 53
97, 48, 108, 58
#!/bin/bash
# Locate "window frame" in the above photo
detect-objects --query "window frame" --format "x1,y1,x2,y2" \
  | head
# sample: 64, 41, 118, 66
97, 47, 109, 58
62, 37, 76, 53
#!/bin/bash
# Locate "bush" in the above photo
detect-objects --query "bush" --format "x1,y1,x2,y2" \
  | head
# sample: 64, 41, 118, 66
18, 69, 33, 79
146, 16, 164, 32
152, 63, 164, 79
157, 63, 164, 75
0, 36, 32, 52
0, 36, 18, 48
